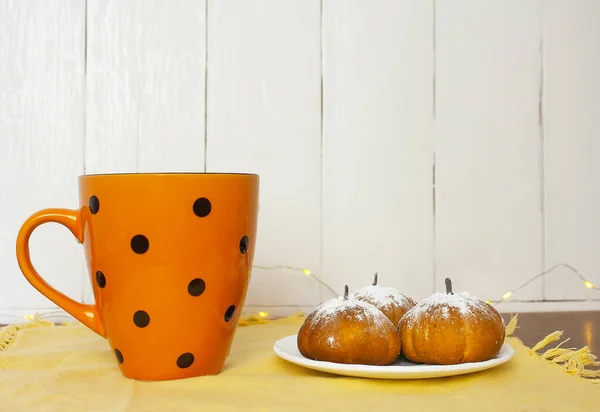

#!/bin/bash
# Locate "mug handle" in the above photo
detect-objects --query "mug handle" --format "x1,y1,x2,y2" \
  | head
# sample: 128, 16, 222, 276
15, 208, 106, 338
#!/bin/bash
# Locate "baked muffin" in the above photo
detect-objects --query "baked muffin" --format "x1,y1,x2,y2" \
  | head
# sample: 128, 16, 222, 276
399, 278, 505, 365
351, 272, 417, 327
297, 285, 401, 365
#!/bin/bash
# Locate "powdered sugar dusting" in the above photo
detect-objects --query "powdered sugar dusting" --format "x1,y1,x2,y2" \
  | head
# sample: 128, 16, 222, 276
307, 295, 394, 337
351, 285, 414, 310
402, 291, 495, 323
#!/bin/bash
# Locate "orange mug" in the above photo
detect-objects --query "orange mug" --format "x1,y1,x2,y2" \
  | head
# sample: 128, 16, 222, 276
16, 172, 259, 381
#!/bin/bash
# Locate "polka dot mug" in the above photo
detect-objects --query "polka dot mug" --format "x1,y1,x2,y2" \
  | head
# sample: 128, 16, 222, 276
16, 172, 259, 381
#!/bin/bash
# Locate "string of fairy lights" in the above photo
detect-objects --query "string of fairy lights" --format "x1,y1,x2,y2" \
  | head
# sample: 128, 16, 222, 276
252, 262, 600, 317
490, 262, 598, 303
5, 262, 598, 323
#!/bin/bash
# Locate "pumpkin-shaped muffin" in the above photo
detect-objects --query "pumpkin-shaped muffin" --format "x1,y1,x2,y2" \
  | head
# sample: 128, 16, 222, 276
351, 272, 417, 327
297, 285, 401, 365
399, 278, 505, 365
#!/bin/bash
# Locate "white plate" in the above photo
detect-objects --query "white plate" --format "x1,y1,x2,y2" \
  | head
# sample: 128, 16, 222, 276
273, 334, 514, 380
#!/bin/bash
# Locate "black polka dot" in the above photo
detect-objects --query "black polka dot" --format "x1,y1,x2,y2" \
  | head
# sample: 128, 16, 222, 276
114, 348, 124, 364
188, 278, 206, 297
193, 197, 211, 217
133, 310, 150, 328
131, 235, 149, 254
224, 305, 236, 322
96, 271, 106, 288
177, 353, 194, 368
239, 235, 249, 254
89, 195, 100, 214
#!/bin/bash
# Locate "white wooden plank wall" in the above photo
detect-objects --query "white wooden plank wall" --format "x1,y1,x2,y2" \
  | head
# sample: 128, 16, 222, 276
435, 0, 544, 300
206, 0, 323, 308
543, 0, 600, 302
0, 0, 86, 314
83, 0, 206, 303
1, 0, 599, 322
86, 0, 206, 174
321, 0, 434, 301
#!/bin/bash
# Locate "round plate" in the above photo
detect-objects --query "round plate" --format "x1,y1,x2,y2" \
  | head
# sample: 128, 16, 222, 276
273, 334, 514, 380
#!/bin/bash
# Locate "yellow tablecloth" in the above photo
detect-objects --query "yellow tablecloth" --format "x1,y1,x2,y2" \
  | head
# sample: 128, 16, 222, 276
0, 314, 598, 411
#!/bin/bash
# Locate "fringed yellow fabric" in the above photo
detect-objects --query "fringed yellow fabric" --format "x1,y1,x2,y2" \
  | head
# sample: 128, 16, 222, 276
2, 311, 598, 383
504, 312, 519, 336
0, 311, 302, 345
527, 328, 600, 382
0, 314, 54, 351
1, 311, 599, 411
501, 313, 599, 382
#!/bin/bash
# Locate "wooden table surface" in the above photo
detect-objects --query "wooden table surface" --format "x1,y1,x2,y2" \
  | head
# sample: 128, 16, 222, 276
501, 311, 599, 357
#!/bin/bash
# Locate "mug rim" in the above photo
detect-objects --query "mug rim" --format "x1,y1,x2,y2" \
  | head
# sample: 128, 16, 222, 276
79, 172, 259, 177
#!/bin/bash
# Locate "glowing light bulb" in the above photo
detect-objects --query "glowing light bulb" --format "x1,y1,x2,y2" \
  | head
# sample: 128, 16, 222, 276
584, 280, 594, 289
485, 300, 492, 304
502, 291, 512, 300
258, 311, 268, 318
302, 269, 312, 276
24, 314, 34, 320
